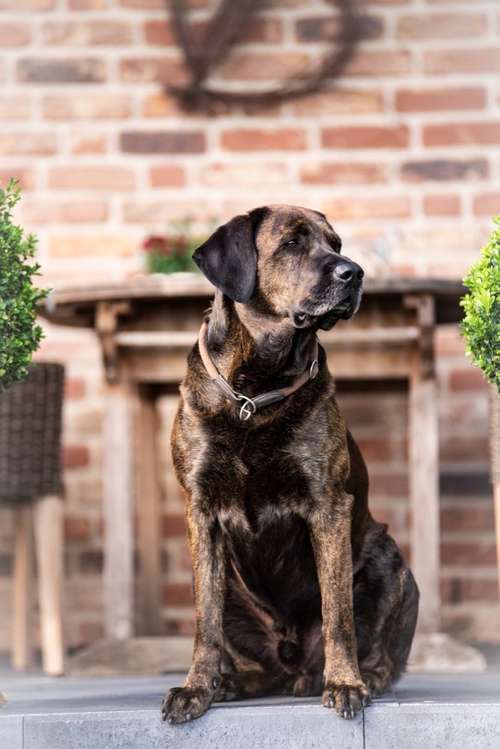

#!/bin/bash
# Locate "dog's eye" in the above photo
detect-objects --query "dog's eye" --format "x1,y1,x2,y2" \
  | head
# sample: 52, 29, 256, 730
285, 239, 298, 247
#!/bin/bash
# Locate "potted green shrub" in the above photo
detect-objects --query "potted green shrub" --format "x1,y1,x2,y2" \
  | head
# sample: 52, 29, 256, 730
0, 180, 47, 390
461, 217, 500, 596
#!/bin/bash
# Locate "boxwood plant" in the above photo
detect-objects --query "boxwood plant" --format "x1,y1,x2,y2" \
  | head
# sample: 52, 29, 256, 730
0, 180, 47, 390
461, 217, 500, 392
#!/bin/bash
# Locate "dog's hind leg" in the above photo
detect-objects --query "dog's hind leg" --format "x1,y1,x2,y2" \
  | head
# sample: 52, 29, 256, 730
355, 528, 419, 696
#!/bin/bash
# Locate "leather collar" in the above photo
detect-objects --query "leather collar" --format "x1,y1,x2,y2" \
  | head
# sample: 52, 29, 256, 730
197, 320, 319, 421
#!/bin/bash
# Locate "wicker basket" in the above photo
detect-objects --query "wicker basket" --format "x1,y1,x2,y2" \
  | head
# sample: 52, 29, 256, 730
0, 363, 65, 504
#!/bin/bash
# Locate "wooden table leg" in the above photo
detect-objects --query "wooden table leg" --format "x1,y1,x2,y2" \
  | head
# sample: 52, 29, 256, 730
135, 385, 163, 636
407, 295, 441, 634
33, 495, 64, 675
12, 506, 33, 671
103, 380, 135, 640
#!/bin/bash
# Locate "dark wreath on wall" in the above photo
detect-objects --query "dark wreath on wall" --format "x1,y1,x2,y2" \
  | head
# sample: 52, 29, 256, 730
166, 0, 366, 112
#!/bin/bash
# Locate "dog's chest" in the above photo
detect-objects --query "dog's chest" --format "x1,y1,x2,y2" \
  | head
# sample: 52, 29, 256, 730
213, 435, 314, 536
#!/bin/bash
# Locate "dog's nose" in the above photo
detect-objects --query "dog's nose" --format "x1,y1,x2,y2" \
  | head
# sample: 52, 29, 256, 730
333, 261, 364, 285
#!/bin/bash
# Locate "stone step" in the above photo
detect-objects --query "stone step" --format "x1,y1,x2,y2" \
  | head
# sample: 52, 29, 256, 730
1, 672, 499, 749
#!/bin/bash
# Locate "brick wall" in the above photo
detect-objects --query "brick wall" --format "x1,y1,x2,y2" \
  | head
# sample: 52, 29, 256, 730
0, 0, 498, 651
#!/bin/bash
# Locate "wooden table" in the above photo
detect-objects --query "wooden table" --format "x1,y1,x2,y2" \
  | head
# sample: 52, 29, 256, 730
41, 274, 465, 639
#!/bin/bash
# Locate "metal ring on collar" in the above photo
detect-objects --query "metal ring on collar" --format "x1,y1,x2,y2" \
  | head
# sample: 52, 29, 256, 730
238, 395, 257, 421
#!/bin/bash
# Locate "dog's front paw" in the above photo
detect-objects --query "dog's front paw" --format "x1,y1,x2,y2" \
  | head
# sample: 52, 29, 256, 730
322, 682, 370, 720
161, 686, 212, 725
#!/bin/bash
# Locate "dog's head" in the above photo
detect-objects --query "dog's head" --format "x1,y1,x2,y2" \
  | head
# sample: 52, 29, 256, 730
193, 204, 363, 331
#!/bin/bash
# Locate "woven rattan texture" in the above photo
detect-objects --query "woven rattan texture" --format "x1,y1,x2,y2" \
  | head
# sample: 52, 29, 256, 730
0, 363, 65, 504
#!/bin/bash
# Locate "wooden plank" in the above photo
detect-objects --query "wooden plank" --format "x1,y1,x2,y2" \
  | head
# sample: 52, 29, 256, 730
12, 506, 33, 671
407, 296, 441, 634
115, 326, 419, 349
135, 388, 164, 636
103, 380, 135, 640
33, 495, 64, 676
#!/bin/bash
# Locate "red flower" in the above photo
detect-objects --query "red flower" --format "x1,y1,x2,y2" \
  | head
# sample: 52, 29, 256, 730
142, 235, 171, 255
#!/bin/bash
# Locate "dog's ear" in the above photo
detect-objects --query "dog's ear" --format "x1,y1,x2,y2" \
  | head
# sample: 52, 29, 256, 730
192, 214, 257, 303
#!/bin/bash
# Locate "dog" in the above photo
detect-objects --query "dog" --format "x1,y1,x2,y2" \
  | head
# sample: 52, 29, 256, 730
162, 205, 419, 724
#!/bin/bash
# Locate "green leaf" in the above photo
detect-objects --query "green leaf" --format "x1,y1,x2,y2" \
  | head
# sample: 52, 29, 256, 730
461, 217, 500, 392
0, 180, 48, 390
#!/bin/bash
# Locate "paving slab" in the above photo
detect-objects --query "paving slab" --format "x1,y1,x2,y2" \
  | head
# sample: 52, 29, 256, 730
1, 672, 499, 749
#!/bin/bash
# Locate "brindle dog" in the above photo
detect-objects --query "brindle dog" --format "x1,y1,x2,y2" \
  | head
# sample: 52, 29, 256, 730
162, 205, 419, 725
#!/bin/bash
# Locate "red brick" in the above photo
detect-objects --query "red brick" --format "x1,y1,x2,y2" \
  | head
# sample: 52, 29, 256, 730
0, 167, 35, 191
296, 14, 383, 42
356, 437, 393, 462
322, 125, 409, 149
164, 617, 195, 636
241, 17, 284, 43
200, 162, 288, 188
221, 129, 307, 151
43, 94, 130, 120
143, 19, 175, 46
142, 92, 184, 118
120, 0, 164, 7
423, 194, 460, 216
323, 195, 411, 220
144, 17, 281, 47
22, 199, 108, 224
64, 516, 91, 542
69, 133, 107, 155
119, 57, 188, 84
369, 471, 408, 497
63, 445, 90, 469
395, 86, 486, 112
0, 0, 54, 8
65, 378, 86, 399
424, 122, 500, 147
68, 0, 107, 8
18, 58, 106, 84
401, 159, 488, 182
441, 541, 497, 566
435, 328, 465, 356
0, 133, 56, 156
300, 162, 389, 185
0, 22, 31, 46
162, 582, 193, 607
0, 95, 31, 120
396, 13, 486, 39
149, 165, 186, 188
294, 89, 384, 116
49, 166, 135, 190
345, 49, 412, 77
449, 368, 488, 392
441, 436, 489, 463
121, 131, 205, 154
161, 514, 186, 538
441, 504, 494, 533
79, 621, 104, 643
218, 52, 312, 82
62, 201, 109, 222
50, 234, 136, 258
424, 48, 500, 75
473, 192, 500, 216
43, 21, 132, 45
441, 577, 499, 604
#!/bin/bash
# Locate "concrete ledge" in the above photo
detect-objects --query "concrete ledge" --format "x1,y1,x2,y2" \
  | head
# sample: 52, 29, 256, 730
1, 673, 499, 749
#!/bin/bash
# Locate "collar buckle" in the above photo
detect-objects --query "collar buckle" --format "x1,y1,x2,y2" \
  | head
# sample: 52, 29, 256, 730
309, 359, 319, 380
238, 395, 257, 421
